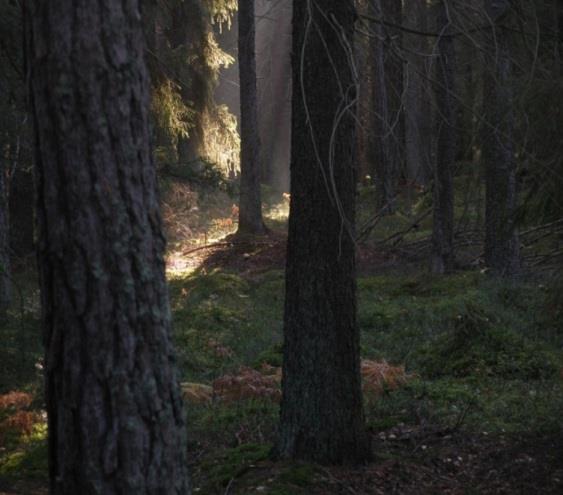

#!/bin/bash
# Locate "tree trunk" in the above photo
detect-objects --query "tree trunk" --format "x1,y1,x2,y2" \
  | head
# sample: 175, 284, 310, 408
431, 1, 456, 274
25, 1, 191, 493
371, 0, 396, 212
238, 0, 267, 234
168, 0, 209, 165
382, 0, 404, 184
483, 1, 520, 277
256, 0, 292, 192
275, 0, 371, 465
0, 150, 10, 317
404, 0, 432, 188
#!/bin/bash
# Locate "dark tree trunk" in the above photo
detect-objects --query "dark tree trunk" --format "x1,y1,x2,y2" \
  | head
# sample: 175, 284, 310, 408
0, 152, 10, 317
431, 1, 456, 274
371, 0, 396, 212
382, 0, 404, 182
238, 0, 267, 234
25, 1, 191, 493
404, 0, 432, 187
483, 1, 520, 277
169, 0, 209, 165
275, 0, 371, 465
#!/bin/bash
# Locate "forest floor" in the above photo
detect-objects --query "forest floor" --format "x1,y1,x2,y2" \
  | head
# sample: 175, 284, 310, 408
0, 180, 562, 494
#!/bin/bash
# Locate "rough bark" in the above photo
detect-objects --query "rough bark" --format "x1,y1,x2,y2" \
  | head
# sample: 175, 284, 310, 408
483, 1, 520, 277
238, 0, 267, 234
431, 1, 456, 274
275, 0, 371, 465
371, 0, 396, 212
26, 1, 191, 493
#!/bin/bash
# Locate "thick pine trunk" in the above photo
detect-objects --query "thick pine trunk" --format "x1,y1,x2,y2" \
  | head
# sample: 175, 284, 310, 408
483, 1, 520, 277
431, 1, 456, 274
238, 0, 267, 234
275, 0, 371, 465
26, 1, 190, 493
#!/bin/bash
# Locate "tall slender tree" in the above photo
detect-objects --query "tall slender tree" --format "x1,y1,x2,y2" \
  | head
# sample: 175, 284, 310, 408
0, 154, 10, 317
275, 0, 371, 464
25, 1, 190, 492
237, 0, 267, 234
431, 0, 456, 274
371, 0, 396, 212
483, 0, 520, 276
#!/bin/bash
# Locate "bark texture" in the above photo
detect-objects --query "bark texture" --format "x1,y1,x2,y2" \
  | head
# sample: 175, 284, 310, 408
276, 0, 371, 465
483, 1, 520, 277
431, 1, 456, 274
26, 1, 190, 493
238, 0, 267, 234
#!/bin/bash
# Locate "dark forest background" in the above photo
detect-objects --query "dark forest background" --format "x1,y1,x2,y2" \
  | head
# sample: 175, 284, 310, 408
0, 1, 562, 494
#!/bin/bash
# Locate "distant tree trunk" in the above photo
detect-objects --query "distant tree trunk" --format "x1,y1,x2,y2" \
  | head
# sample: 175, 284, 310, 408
26, 1, 191, 493
169, 0, 209, 165
382, 0, 404, 183
256, 0, 292, 192
483, 1, 520, 277
371, 0, 396, 212
275, 0, 371, 464
404, 0, 432, 188
238, 0, 267, 234
431, 1, 456, 274
0, 152, 10, 317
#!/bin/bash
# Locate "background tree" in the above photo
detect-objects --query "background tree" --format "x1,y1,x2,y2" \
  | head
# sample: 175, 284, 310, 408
237, 0, 267, 234
483, 0, 520, 276
431, 0, 456, 274
275, 0, 371, 464
25, 0, 191, 492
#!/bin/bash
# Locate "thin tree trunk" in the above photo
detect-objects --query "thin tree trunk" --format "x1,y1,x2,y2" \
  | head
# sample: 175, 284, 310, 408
238, 0, 267, 234
382, 0, 404, 184
25, 1, 191, 492
483, 1, 520, 277
431, 1, 456, 274
0, 149, 10, 317
404, 0, 432, 189
275, 0, 371, 465
371, 0, 396, 212
169, 0, 209, 165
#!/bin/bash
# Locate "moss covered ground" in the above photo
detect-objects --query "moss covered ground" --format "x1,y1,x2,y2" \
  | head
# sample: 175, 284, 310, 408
0, 184, 562, 493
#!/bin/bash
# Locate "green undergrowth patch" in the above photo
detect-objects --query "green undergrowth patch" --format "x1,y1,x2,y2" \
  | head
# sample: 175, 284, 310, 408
358, 272, 562, 379
169, 269, 284, 382
365, 377, 563, 435
0, 422, 48, 483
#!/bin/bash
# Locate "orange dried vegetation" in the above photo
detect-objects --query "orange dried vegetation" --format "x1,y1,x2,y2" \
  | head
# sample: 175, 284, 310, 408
0, 391, 33, 411
361, 360, 414, 397
212, 366, 281, 403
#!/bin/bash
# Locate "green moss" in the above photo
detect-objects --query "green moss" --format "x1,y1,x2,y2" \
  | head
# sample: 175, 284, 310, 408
277, 463, 315, 487
203, 443, 271, 487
